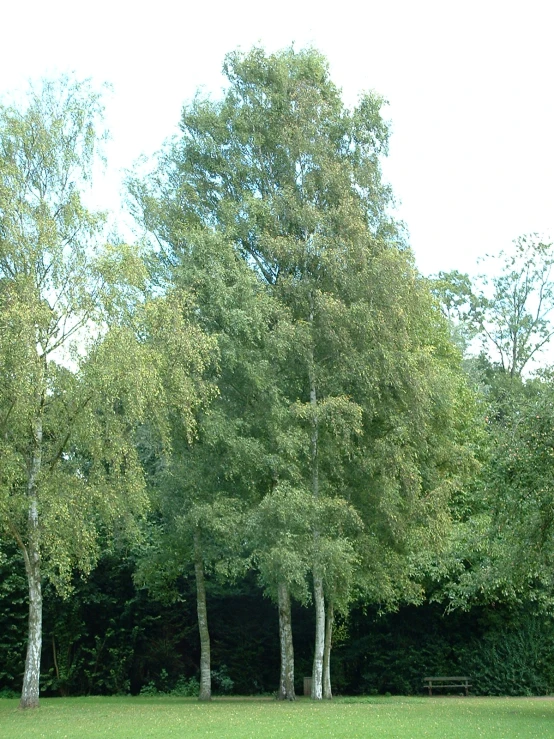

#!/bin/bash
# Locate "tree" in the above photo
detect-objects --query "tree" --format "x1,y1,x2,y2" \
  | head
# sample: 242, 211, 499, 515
475, 236, 554, 378
427, 238, 554, 610
248, 485, 313, 701
483, 372, 554, 599
430, 270, 481, 354
432, 363, 554, 613
126, 226, 285, 700
136, 491, 243, 701
131, 45, 473, 700
0, 78, 215, 708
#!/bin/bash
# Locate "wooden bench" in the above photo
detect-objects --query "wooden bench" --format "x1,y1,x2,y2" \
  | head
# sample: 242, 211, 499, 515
423, 676, 471, 696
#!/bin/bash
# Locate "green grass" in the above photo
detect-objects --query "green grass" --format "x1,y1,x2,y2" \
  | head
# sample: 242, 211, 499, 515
1, 695, 553, 738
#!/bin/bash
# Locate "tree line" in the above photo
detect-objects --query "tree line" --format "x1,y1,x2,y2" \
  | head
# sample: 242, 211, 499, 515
1, 47, 554, 709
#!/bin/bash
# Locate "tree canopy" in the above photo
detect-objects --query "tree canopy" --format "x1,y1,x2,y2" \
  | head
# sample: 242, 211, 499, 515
130, 45, 475, 701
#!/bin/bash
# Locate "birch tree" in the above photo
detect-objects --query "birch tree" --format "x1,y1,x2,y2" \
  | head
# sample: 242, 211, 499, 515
125, 226, 284, 699
433, 237, 554, 376
131, 45, 472, 699
0, 78, 215, 708
476, 236, 554, 377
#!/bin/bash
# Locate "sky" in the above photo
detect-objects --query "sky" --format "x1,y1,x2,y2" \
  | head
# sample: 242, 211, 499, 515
2, 0, 553, 277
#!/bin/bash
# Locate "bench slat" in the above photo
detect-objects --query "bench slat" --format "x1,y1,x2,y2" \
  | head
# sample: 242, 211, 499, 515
423, 676, 471, 695
424, 677, 470, 681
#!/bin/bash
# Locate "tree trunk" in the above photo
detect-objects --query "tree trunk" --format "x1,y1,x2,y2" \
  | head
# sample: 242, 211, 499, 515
311, 574, 325, 700
277, 581, 295, 700
308, 296, 324, 700
309, 364, 319, 501
20, 417, 43, 710
194, 531, 211, 701
20, 550, 42, 709
322, 600, 334, 699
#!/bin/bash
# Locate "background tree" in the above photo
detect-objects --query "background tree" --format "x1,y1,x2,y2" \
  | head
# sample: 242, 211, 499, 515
427, 237, 554, 614
432, 367, 554, 612
482, 371, 554, 604
430, 270, 481, 354
481, 236, 554, 377
432, 235, 554, 381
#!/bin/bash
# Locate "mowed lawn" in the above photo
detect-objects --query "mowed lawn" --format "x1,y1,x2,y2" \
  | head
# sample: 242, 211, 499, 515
1, 695, 553, 739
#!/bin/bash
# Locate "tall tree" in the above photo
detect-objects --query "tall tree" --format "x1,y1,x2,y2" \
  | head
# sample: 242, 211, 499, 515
0, 78, 214, 708
125, 225, 286, 699
131, 45, 472, 699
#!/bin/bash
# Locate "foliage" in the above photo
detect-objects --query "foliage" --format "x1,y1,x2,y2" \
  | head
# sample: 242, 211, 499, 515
472, 371, 554, 604
0, 545, 26, 692
428, 238, 554, 609
6, 50, 551, 707
460, 618, 554, 696
430, 270, 480, 353
248, 484, 362, 611
475, 236, 554, 377
0, 77, 140, 580
161, 44, 469, 594
5, 546, 554, 698
433, 236, 554, 377
427, 362, 554, 611
334, 602, 554, 697
40, 553, 202, 697
139, 671, 201, 696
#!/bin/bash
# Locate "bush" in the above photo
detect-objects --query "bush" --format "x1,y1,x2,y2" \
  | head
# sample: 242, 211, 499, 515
458, 617, 554, 695
0, 688, 18, 699
139, 672, 200, 697
333, 602, 554, 696
211, 665, 234, 695
172, 676, 200, 697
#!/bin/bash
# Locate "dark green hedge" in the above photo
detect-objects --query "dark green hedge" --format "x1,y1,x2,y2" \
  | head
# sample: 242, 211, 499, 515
2, 547, 553, 697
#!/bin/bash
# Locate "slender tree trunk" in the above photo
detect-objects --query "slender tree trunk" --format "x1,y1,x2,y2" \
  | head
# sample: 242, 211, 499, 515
277, 581, 295, 700
322, 600, 334, 699
311, 574, 325, 700
20, 549, 42, 709
194, 530, 211, 701
20, 417, 43, 710
308, 296, 324, 700
309, 347, 319, 504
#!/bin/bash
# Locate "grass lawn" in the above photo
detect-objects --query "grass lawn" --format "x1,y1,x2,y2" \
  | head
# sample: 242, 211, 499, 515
1, 695, 553, 739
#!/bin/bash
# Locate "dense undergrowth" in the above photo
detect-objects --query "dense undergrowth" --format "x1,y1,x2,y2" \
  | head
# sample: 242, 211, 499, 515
2, 547, 553, 698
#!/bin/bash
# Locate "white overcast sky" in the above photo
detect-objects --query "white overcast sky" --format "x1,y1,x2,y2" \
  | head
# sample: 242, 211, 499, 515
2, 0, 553, 277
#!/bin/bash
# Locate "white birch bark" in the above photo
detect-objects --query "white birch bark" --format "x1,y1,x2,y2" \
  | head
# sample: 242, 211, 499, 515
322, 600, 334, 699
311, 574, 325, 700
277, 581, 295, 700
308, 293, 325, 700
194, 531, 211, 701
19, 416, 43, 709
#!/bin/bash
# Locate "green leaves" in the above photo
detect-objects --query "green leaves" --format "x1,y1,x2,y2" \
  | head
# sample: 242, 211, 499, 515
474, 235, 554, 377
248, 483, 363, 608
0, 76, 217, 589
